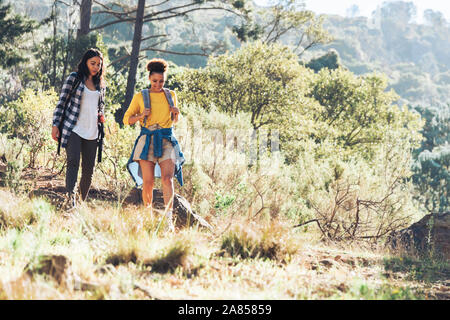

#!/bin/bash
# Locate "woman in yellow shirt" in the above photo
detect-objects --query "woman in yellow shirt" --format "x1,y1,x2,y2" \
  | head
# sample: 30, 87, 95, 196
123, 58, 183, 231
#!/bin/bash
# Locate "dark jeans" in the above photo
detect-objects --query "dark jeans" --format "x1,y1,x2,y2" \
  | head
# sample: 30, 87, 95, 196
66, 132, 97, 201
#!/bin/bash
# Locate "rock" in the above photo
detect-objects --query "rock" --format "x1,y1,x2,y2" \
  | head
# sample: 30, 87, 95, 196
389, 212, 450, 259
124, 188, 213, 231
319, 259, 335, 268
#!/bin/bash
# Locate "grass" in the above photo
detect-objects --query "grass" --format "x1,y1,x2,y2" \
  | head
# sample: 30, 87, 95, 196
343, 282, 425, 300
220, 219, 300, 262
144, 239, 192, 274
384, 255, 450, 283
0, 187, 446, 300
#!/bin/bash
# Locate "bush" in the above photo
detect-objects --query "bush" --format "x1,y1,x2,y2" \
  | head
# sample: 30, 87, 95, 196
0, 89, 58, 168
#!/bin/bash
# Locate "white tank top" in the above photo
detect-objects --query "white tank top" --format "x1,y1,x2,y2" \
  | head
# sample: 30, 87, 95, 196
72, 86, 100, 140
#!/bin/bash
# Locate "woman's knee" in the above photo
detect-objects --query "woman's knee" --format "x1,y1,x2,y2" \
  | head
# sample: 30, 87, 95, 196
143, 177, 154, 187
81, 163, 95, 176
161, 175, 173, 186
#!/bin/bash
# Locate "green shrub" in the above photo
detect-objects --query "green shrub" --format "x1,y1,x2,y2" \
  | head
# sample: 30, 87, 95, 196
0, 89, 58, 168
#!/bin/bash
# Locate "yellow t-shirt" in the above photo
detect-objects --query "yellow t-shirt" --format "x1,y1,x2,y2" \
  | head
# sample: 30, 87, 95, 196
123, 90, 178, 128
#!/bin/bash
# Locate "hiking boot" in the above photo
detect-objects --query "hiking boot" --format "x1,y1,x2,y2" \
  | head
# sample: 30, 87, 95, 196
63, 192, 78, 211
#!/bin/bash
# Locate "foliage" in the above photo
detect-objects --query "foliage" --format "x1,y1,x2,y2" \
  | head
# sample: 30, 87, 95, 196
175, 41, 310, 130
0, 0, 37, 69
172, 42, 424, 237
411, 105, 450, 213
0, 89, 58, 168
145, 239, 192, 274
307, 68, 423, 157
349, 283, 423, 300
296, 142, 420, 241
384, 255, 450, 283
0, 135, 27, 192
236, 0, 332, 56
304, 49, 340, 72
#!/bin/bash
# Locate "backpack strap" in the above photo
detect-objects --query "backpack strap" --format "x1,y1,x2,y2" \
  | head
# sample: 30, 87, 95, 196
163, 88, 174, 107
163, 88, 175, 121
141, 88, 151, 127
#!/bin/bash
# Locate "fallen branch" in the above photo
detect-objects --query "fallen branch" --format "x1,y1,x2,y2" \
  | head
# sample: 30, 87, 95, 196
293, 219, 325, 235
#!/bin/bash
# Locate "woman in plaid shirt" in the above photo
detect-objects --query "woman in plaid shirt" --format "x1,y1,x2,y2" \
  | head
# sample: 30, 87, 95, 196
51, 48, 106, 209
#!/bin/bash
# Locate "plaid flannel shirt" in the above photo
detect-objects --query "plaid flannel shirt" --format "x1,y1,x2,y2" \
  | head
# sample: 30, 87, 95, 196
52, 72, 106, 148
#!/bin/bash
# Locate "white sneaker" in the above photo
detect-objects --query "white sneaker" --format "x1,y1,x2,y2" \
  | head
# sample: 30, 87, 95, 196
165, 211, 175, 233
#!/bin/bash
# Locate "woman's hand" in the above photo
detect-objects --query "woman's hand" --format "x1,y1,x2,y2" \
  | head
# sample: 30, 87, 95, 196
142, 109, 151, 118
51, 126, 60, 142
128, 110, 150, 125
170, 107, 180, 122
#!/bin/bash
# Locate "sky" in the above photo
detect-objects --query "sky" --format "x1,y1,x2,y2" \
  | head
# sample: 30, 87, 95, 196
253, 0, 450, 23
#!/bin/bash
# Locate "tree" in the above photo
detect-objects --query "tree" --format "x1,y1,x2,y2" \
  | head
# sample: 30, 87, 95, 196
123, 0, 146, 123
78, 0, 92, 38
175, 41, 308, 130
411, 104, 450, 213
307, 68, 423, 158
305, 49, 340, 72
380, 1, 417, 26
0, 0, 37, 69
234, 0, 332, 56
424, 9, 446, 29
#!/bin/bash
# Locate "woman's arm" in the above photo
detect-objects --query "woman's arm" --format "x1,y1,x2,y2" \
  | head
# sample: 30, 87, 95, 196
127, 109, 150, 125
123, 93, 148, 126
52, 72, 78, 128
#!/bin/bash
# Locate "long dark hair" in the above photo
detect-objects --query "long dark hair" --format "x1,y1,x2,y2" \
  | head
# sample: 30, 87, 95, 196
76, 48, 105, 88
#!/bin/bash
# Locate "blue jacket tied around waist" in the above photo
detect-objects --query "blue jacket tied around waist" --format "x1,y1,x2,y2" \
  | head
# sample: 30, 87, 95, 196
127, 126, 185, 187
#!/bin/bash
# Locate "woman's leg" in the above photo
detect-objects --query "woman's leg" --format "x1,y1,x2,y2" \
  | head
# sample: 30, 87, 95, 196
66, 132, 82, 195
159, 159, 175, 211
139, 160, 156, 209
79, 138, 98, 201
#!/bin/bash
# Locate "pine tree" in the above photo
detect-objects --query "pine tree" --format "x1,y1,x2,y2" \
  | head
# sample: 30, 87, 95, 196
0, 0, 37, 68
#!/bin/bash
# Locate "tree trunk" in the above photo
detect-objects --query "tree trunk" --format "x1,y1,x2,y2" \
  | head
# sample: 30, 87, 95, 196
77, 0, 92, 38
119, 0, 146, 125
52, 2, 57, 89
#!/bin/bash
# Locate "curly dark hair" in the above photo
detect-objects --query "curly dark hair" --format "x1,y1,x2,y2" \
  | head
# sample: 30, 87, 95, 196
147, 58, 168, 75
76, 48, 105, 88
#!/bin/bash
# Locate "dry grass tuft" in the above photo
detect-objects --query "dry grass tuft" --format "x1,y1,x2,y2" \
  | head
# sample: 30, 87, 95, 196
0, 190, 53, 230
144, 239, 192, 274
220, 218, 301, 262
105, 249, 138, 267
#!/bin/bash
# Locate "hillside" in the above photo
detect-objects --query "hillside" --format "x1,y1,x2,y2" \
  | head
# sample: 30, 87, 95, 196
298, 5, 450, 107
